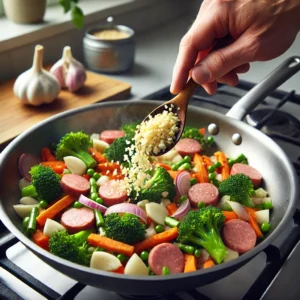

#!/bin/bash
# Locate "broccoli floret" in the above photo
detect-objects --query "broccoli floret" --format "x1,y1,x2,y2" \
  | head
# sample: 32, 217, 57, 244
181, 126, 212, 149
104, 213, 146, 245
218, 174, 255, 208
120, 122, 139, 139
130, 167, 176, 203
178, 206, 227, 264
104, 136, 133, 163
21, 164, 61, 203
55, 131, 96, 168
49, 230, 92, 266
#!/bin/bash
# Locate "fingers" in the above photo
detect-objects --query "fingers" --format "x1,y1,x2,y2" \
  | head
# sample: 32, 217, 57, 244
191, 36, 251, 86
202, 81, 218, 95
233, 63, 250, 74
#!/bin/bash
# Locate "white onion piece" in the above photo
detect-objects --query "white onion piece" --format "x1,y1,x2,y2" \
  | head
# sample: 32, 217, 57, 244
19, 178, 31, 190
263, 197, 272, 203
43, 219, 65, 237
145, 202, 168, 225
104, 203, 147, 224
63, 156, 86, 175
226, 200, 249, 221
90, 252, 122, 271
255, 210, 270, 225
251, 197, 264, 205
90, 133, 100, 140
223, 247, 239, 263
78, 194, 107, 213
19, 196, 39, 205
171, 199, 190, 218
145, 223, 156, 238
172, 154, 183, 164
96, 175, 110, 187
124, 253, 148, 276
161, 199, 171, 207
93, 139, 109, 153
255, 188, 268, 198
175, 171, 191, 196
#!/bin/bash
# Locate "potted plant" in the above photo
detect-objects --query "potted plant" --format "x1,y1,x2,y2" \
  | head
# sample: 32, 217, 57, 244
3, 0, 84, 28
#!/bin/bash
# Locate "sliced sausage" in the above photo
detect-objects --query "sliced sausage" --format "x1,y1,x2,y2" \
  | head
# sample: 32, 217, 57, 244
188, 183, 219, 207
148, 243, 184, 275
100, 130, 125, 144
222, 219, 256, 253
230, 163, 262, 188
61, 207, 95, 234
175, 138, 201, 156
60, 174, 90, 197
98, 180, 128, 206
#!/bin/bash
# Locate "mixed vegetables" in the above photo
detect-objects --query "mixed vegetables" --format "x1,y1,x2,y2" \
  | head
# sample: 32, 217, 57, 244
14, 123, 272, 276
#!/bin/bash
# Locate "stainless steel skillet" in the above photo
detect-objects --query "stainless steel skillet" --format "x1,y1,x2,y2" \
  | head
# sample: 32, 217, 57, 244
0, 57, 300, 296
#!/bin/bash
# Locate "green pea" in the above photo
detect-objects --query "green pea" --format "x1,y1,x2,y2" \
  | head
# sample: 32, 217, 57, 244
117, 253, 126, 262
140, 251, 149, 261
197, 202, 205, 209
23, 216, 30, 228
96, 197, 104, 204
90, 185, 98, 194
155, 224, 165, 233
90, 192, 99, 201
89, 178, 96, 185
179, 195, 188, 204
207, 136, 214, 144
263, 201, 273, 210
162, 266, 170, 275
178, 162, 191, 171
261, 222, 271, 233
39, 200, 48, 209
87, 168, 95, 176
93, 173, 101, 180
194, 249, 201, 258
73, 201, 83, 208
190, 178, 198, 186
214, 161, 222, 169
208, 173, 216, 180
208, 165, 215, 173
228, 158, 234, 166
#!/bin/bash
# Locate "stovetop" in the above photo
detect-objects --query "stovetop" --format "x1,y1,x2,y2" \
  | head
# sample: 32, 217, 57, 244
1, 80, 300, 300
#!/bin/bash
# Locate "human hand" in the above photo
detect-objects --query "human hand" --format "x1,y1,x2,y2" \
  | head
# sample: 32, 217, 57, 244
171, 0, 300, 95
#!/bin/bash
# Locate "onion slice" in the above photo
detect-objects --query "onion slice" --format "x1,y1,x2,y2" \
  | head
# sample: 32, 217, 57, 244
171, 198, 190, 218
78, 194, 107, 213
18, 153, 40, 181
175, 171, 191, 196
225, 200, 249, 221
104, 203, 147, 224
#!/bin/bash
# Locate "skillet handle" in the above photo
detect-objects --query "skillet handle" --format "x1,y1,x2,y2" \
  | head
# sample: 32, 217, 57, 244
226, 56, 300, 120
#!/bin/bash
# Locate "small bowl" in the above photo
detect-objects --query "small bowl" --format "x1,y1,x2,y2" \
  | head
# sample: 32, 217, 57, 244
83, 24, 135, 74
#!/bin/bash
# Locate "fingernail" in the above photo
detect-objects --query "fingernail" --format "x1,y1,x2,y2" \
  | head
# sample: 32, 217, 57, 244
192, 64, 210, 84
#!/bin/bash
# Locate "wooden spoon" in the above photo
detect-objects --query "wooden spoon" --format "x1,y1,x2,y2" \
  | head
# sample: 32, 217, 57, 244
141, 78, 198, 156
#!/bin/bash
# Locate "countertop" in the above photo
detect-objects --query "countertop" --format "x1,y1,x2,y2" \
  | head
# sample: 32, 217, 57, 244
107, 16, 300, 98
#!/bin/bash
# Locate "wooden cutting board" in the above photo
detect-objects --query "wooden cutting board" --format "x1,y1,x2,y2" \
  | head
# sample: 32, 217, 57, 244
0, 71, 131, 148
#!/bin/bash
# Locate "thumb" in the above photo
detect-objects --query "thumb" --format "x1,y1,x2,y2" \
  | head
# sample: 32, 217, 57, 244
191, 35, 252, 85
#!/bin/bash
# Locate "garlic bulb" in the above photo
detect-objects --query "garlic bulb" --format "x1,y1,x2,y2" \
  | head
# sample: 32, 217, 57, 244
14, 45, 60, 106
50, 46, 86, 92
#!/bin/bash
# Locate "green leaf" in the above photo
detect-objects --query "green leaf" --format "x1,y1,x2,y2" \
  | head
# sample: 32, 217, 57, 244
71, 6, 84, 29
59, 0, 71, 13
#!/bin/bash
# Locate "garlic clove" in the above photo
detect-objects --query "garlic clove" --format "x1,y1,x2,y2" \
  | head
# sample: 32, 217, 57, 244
50, 46, 86, 92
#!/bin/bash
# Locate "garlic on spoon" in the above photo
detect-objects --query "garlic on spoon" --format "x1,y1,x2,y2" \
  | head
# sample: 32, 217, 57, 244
14, 45, 60, 106
50, 46, 86, 92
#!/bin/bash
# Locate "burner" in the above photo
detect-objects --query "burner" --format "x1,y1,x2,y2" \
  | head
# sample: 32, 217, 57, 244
246, 109, 300, 139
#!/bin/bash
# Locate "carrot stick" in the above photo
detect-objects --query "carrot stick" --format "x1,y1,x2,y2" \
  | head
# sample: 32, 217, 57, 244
166, 202, 178, 216
88, 234, 134, 257
41, 147, 56, 162
89, 147, 107, 164
203, 258, 215, 269
154, 162, 171, 171
193, 153, 209, 183
134, 227, 179, 254
222, 211, 238, 222
96, 162, 121, 172
167, 170, 182, 180
214, 151, 230, 180
41, 161, 67, 174
202, 155, 213, 168
245, 207, 263, 238
36, 195, 75, 226
184, 254, 197, 273
199, 128, 206, 135
32, 229, 50, 251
